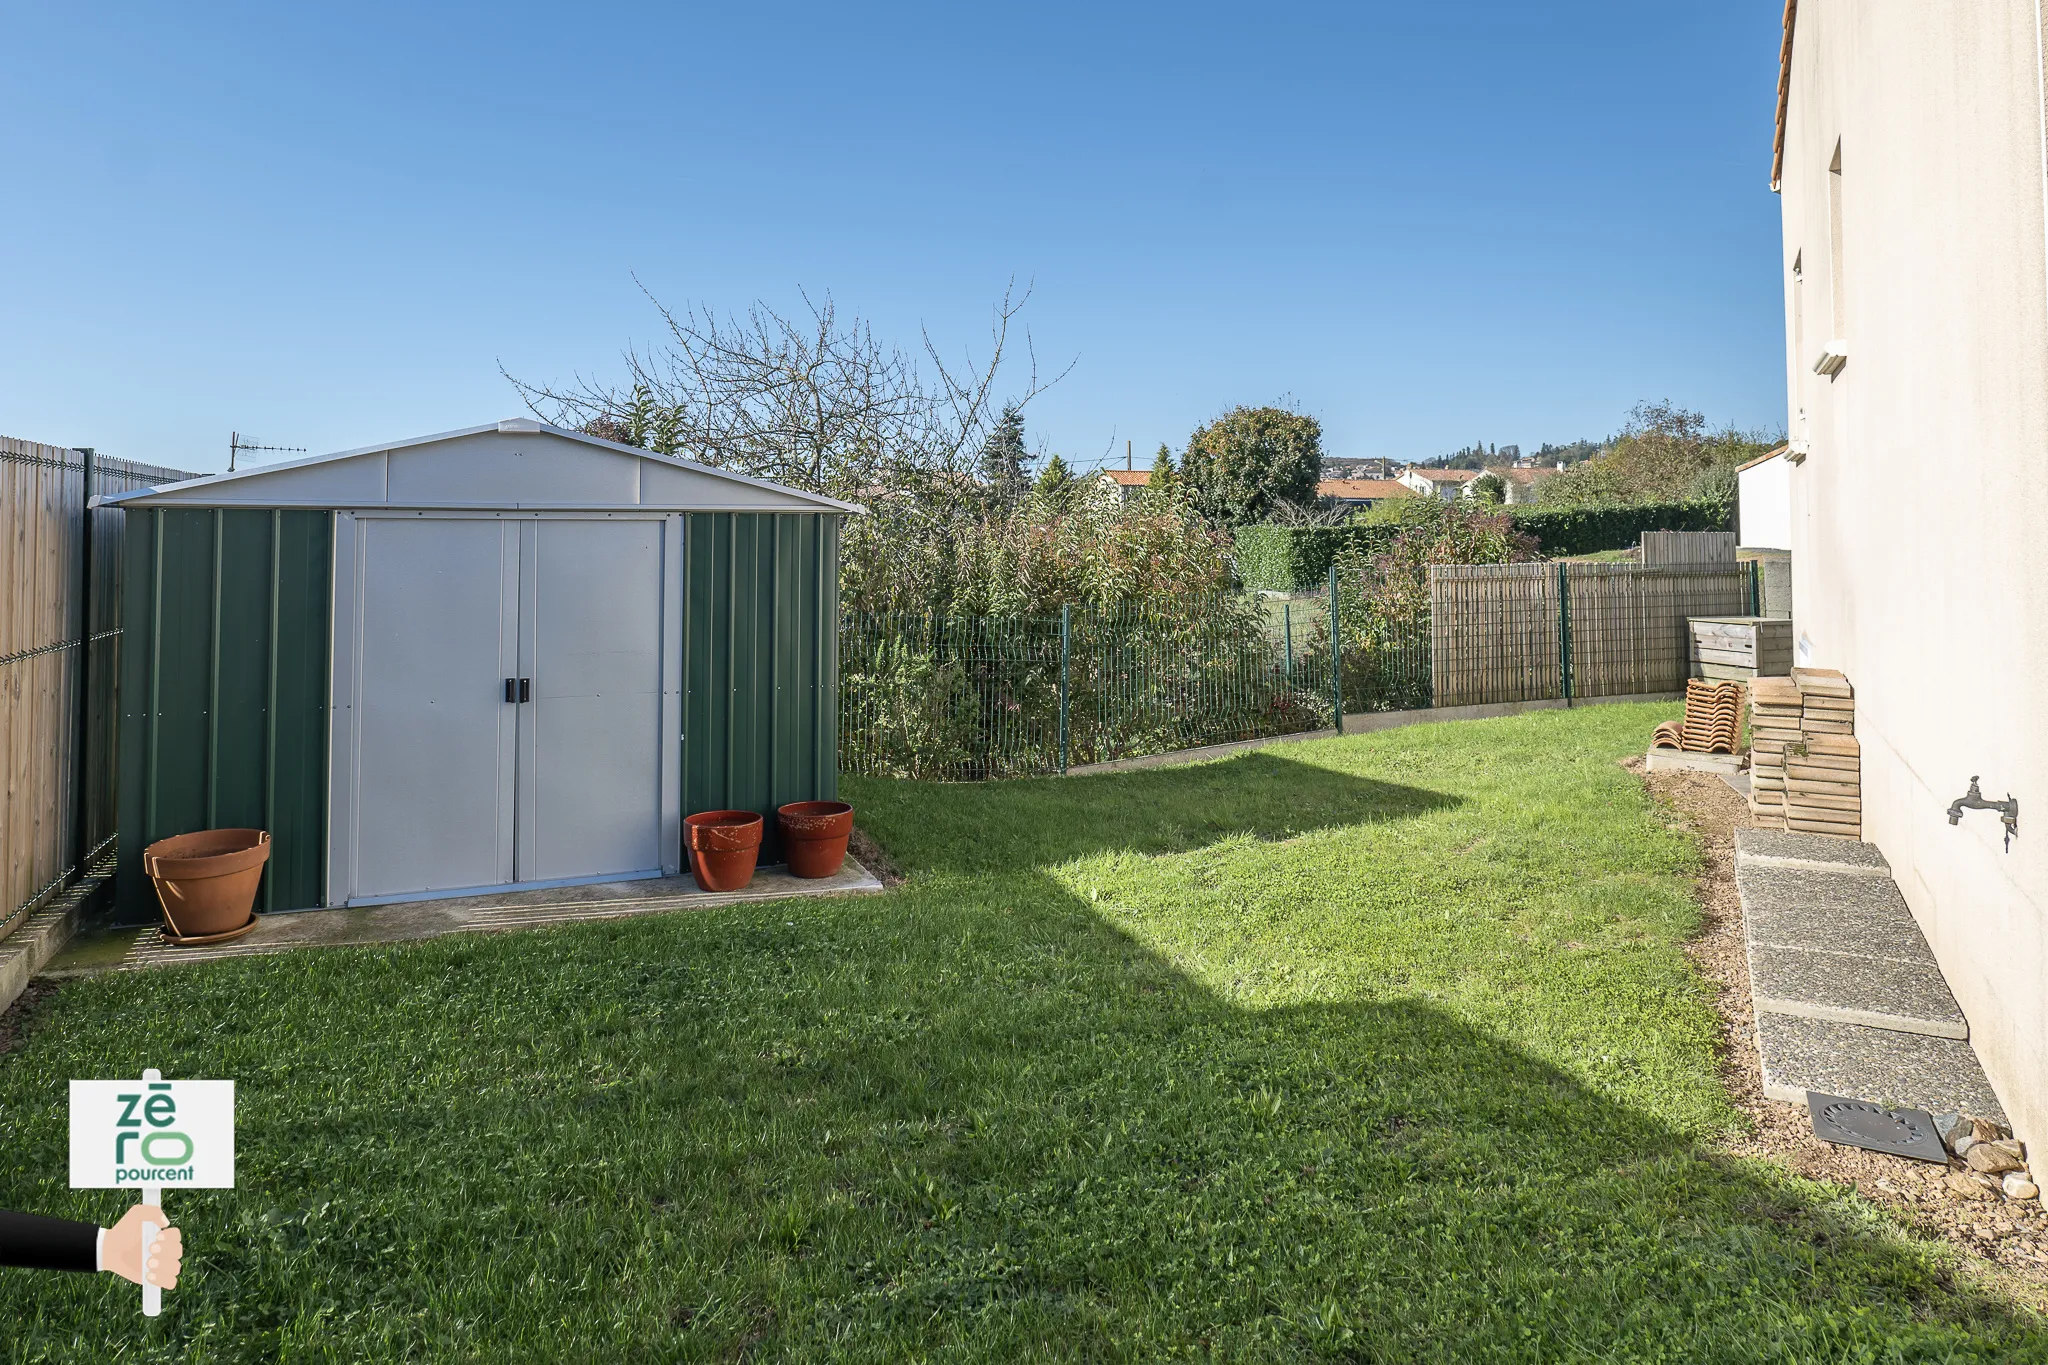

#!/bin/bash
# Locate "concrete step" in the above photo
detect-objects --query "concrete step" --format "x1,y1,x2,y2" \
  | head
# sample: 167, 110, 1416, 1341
1756, 1013, 2007, 1122
1737, 865, 1942, 974
1734, 828, 2004, 1121
1735, 826, 1890, 877
1746, 942, 1966, 1038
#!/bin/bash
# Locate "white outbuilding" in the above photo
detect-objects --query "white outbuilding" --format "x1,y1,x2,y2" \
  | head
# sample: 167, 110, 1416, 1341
1737, 446, 1792, 550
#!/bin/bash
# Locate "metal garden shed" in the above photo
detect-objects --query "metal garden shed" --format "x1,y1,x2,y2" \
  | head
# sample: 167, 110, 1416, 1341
99, 419, 859, 923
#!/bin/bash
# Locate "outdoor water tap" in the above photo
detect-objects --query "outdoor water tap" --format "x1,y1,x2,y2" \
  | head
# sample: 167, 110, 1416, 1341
1947, 777, 2018, 850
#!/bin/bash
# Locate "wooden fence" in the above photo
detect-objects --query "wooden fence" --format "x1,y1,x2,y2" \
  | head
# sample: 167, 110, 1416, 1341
1429, 564, 1561, 707
1639, 530, 1737, 566
1430, 562, 1750, 707
1, 437, 194, 942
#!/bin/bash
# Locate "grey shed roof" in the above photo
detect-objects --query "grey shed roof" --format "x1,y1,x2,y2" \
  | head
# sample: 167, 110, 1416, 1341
95, 419, 865, 514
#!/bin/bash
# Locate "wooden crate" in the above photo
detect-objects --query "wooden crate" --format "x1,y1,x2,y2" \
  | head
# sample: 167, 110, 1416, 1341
1687, 615, 1793, 679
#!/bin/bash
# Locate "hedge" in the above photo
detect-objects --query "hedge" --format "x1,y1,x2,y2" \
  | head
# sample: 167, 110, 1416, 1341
1232, 524, 1402, 593
1508, 499, 1733, 557
1233, 499, 1735, 590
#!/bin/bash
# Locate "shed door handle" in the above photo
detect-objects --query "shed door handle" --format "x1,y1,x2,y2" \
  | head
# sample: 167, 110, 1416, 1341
504, 678, 531, 703
519, 678, 531, 703
504, 678, 518, 703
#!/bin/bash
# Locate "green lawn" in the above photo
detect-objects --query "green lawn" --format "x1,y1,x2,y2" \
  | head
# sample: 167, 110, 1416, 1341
2, 704, 2042, 1361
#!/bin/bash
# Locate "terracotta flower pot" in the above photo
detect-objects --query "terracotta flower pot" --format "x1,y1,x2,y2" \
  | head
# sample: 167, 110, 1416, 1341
777, 801, 854, 879
685, 810, 764, 892
143, 829, 269, 943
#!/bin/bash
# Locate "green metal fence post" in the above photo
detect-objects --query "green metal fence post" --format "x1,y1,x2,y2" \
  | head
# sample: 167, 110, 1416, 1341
1058, 603, 1071, 775
1328, 565, 1343, 735
1557, 562, 1574, 705
1749, 559, 1762, 616
1283, 600, 1294, 683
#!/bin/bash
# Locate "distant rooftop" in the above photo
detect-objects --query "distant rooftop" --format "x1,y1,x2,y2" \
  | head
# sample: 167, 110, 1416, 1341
1318, 478, 1410, 500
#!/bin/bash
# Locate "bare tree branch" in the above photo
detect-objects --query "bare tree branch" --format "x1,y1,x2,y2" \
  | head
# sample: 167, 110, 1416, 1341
502, 280, 1073, 512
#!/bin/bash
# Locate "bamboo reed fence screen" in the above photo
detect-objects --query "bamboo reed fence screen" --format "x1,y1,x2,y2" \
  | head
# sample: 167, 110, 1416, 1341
1638, 530, 1737, 566
1429, 562, 1750, 708
1, 437, 194, 942
1428, 564, 1561, 706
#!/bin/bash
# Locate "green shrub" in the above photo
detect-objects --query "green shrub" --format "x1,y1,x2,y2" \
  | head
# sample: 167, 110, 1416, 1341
1236, 499, 1732, 588
1507, 499, 1732, 557
1232, 524, 1402, 592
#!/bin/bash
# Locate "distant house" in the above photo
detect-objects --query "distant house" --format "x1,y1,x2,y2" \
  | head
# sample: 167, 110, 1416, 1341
1094, 469, 1152, 503
1398, 467, 1480, 501
1317, 478, 1411, 511
1736, 446, 1791, 549
1480, 466, 1558, 506
1323, 456, 1400, 480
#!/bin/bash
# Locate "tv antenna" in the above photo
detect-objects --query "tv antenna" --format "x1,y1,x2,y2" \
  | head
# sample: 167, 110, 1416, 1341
228, 431, 306, 472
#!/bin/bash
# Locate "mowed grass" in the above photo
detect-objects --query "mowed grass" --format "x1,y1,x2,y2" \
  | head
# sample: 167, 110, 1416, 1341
2, 704, 2042, 1361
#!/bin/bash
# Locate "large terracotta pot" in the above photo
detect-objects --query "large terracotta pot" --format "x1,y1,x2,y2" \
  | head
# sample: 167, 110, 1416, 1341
143, 829, 269, 942
777, 801, 854, 879
685, 810, 764, 892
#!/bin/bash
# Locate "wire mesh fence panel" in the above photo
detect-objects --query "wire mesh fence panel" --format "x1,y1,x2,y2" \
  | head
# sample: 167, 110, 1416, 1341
1428, 563, 1561, 706
81, 458, 188, 867
1333, 608, 1434, 715
839, 611, 1065, 780
1069, 599, 1331, 765
1565, 564, 1748, 698
841, 595, 1342, 779
841, 562, 1749, 781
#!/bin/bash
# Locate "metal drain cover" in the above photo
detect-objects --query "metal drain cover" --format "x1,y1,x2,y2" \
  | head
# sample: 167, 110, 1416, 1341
1806, 1092, 1946, 1163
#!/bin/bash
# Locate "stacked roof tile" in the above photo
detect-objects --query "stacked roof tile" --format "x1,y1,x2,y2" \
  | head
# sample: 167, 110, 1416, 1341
1652, 679, 1744, 754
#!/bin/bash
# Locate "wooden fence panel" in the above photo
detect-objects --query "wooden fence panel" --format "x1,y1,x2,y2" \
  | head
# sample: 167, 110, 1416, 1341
1429, 561, 1749, 708
1639, 531, 1737, 566
1430, 563, 1558, 706
1, 440, 192, 941
1567, 564, 1748, 698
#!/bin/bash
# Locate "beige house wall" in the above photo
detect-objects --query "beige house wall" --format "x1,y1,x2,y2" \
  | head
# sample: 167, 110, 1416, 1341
1779, 0, 2048, 1147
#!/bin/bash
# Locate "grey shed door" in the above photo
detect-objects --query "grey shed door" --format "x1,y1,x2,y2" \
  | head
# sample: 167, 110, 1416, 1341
516, 518, 665, 882
353, 518, 520, 898
349, 516, 666, 901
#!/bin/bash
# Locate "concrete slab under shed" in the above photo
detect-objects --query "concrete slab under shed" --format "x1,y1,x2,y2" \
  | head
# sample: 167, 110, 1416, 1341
104, 860, 884, 971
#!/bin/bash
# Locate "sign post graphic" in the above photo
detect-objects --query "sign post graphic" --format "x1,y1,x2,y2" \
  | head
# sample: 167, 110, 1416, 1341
70, 1069, 234, 1316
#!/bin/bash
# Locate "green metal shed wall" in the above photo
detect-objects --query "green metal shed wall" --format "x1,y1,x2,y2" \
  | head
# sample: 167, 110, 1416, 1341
682, 513, 840, 862
115, 508, 332, 923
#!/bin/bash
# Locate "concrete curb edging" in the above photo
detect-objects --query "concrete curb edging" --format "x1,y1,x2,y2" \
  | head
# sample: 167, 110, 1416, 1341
1065, 691, 1683, 777
0, 875, 101, 1016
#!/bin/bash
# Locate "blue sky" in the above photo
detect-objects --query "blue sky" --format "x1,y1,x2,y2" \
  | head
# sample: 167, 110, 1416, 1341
1, 3, 1787, 476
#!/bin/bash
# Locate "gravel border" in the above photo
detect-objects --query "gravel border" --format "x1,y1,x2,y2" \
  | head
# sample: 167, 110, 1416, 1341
1633, 758, 2048, 1300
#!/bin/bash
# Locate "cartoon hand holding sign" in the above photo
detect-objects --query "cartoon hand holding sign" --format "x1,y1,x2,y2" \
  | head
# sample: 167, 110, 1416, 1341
68, 1068, 233, 1316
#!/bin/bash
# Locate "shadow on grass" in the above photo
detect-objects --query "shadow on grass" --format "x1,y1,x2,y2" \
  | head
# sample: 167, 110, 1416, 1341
845, 747, 1461, 874
0, 868, 2039, 1361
